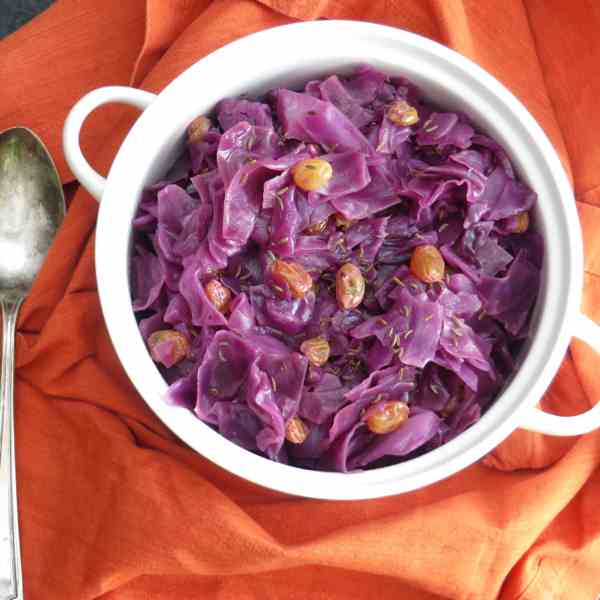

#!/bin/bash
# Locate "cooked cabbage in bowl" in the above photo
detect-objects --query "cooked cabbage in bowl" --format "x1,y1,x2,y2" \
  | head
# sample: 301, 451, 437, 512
131, 65, 543, 472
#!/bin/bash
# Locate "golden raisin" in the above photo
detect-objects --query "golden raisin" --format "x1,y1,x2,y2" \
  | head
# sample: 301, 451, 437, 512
285, 416, 310, 444
440, 396, 458, 418
292, 158, 333, 191
387, 100, 419, 127
335, 213, 353, 229
204, 279, 232, 313
271, 260, 313, 299
147, 330, 190, 366
410, 245, 445, 284
304, 219, 329, 235
514, 211, 530, 233
366, 400, 410, 434
300, 336, 331, 367
336, 263, 365, 310
187, 115, 212, 144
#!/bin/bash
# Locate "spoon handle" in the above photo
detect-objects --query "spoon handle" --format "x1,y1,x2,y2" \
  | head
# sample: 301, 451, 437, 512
0, 298, 24, 600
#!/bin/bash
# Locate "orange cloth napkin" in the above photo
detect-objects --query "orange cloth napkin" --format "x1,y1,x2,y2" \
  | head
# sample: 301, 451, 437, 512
1, 1, 600, 598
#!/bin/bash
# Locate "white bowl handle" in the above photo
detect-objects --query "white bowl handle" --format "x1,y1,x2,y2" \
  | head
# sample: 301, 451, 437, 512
520, 312, 600, 436
63, 86, 157, 201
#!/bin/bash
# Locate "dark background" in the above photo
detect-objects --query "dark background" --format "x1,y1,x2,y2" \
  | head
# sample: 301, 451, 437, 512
0, 0, 55, 39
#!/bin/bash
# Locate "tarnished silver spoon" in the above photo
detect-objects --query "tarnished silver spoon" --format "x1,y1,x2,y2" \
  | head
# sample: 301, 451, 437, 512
0, 128, 65, 600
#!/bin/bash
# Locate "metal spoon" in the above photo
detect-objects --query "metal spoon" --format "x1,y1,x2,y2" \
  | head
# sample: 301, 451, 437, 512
0, 128, 65, 600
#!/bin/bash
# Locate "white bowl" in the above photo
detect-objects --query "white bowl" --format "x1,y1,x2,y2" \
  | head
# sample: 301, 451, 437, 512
63, 20, 600, 500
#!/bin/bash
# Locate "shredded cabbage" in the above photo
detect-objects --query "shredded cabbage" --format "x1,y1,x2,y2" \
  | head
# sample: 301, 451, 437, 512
131, 66, 543, 472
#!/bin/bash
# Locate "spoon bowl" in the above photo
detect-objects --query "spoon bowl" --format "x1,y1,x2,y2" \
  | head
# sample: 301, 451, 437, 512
0, 128, 64, 299
0, 127, 64, 600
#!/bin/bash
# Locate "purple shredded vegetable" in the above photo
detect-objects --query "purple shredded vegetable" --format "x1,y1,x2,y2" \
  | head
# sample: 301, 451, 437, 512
131, 66, 543, 472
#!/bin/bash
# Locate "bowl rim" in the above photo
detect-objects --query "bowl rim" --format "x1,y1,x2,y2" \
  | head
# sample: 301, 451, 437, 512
95, 20, 582, 500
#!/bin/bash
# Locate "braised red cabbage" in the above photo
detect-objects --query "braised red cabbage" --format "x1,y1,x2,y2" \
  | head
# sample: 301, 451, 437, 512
132, 66, 543, 472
